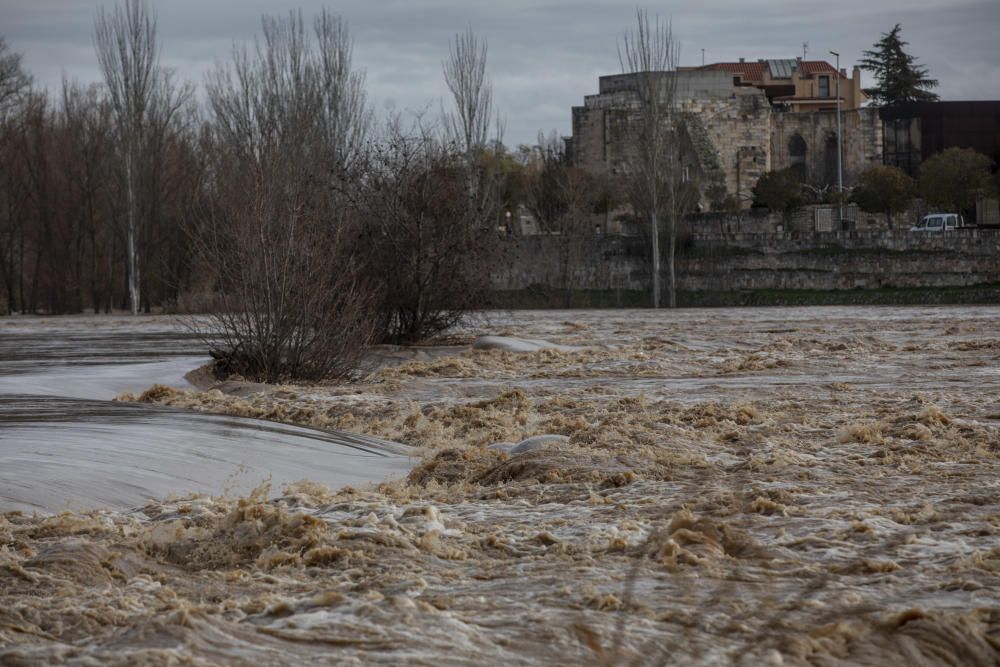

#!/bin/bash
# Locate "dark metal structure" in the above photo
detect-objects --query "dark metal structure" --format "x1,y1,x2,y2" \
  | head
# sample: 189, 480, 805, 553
880, 101, 1000, 177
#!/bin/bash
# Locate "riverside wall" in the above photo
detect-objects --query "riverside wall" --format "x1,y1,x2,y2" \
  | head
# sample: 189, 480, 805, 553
495, 229, 1000, 296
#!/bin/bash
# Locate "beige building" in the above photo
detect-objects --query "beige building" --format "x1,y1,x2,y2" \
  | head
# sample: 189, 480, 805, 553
686, 58, 867, 112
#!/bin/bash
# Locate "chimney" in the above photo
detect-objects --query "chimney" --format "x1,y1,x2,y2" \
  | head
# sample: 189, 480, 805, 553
739, 57, 745, 63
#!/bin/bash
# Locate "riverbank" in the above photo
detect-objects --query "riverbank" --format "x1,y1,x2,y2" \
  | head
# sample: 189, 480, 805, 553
4, 307, 1000, 665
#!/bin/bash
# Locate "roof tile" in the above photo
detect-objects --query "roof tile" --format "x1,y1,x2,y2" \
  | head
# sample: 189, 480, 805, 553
700, 59, 841, 80
799, 61, 839, 75
699, 62, 766, 80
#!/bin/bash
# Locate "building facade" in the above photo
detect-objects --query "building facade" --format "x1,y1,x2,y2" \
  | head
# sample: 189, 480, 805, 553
686, 58, 867, 112
567, 65, 881, 209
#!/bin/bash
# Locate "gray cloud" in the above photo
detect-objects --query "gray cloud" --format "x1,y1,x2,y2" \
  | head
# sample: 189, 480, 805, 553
1, 0, 996, 147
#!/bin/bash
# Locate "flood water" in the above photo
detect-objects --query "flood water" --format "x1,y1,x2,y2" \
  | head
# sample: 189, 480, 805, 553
3, 307, 1000, 666
0, 316, 411, 513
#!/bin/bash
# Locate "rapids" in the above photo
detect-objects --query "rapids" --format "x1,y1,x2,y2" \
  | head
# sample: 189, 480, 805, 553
3, 306, 1000, 665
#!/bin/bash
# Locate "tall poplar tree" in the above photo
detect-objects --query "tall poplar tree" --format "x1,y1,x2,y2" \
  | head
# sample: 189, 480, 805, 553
860, 24, 939, 106
619, 10, 683, 309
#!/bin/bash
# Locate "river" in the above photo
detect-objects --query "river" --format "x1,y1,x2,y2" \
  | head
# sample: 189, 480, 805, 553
0, 315, 411, 514
2, 307, 999, 665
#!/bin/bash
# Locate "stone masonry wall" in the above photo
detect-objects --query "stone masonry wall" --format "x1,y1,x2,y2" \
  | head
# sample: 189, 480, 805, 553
681, 92, 771, 204
495, 231, 1000, 294
770, 108, 883, 186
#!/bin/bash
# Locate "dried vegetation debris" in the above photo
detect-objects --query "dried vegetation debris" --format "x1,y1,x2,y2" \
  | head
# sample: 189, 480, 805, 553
7, 308, 1000, 664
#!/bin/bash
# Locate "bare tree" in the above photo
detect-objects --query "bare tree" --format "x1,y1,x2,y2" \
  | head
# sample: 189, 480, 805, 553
207, 10, 370, 174
93, 0, 159, 314
0, 38, 31, 312
190, 143, 376, 382
443, 27, 493, 165
0, 38, 31, 117
523, 130, 566, 233
339, 114, 504, 343
60, 79, 115, 313
314, 11, 371, 172
0, 34, 198, 315
0, 115, 26, 312
522, 131, 610, 305
6, 92, 52, 314
140, 76, 199, 309
619, 10, 682, 308
194, 10, 376, 381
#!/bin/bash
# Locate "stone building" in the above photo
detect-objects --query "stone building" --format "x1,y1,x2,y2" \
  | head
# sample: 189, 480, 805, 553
566, 63, 882, 209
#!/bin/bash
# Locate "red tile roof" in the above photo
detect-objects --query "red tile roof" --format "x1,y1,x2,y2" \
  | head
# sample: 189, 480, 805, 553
798, 61, 838, 75
699, 61, 766, 80
700, 59, 841, 80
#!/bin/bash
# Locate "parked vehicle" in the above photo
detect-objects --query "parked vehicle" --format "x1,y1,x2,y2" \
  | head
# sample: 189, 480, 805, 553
909, 213, 967, 232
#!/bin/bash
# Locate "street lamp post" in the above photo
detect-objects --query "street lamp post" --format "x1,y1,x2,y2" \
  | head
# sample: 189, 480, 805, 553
830, 50, 843, 228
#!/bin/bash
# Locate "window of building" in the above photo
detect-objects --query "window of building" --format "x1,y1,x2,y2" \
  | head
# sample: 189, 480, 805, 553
789, 134, 807, 180
819, 75, 830, 97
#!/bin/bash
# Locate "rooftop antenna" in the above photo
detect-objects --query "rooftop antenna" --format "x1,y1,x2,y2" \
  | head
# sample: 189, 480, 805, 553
701, 48, 705, 66
802, 41, 808, 60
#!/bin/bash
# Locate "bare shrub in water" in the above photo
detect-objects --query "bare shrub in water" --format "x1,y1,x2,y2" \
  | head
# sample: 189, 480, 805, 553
340, 117, 505, 344
189, 159, 376, 383
189, 10, 376, 382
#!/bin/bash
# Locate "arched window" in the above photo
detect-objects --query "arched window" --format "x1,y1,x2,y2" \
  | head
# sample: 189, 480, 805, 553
789, 134, 807, 158
788, 134, 807, 180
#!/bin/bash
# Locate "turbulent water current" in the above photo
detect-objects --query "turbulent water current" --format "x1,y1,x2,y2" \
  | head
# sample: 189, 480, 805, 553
3, 307, 1000, 665
0, 316, 411, 512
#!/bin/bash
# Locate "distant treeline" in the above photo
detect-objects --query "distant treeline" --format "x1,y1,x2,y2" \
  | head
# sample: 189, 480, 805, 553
0, 5, 619, 321
0, 53, 199, 314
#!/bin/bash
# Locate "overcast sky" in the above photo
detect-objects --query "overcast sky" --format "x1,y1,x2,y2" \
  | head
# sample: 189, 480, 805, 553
2, 0, 997, 146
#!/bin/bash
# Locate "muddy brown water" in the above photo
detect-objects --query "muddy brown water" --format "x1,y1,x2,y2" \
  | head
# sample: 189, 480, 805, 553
3, 307, 1000, 665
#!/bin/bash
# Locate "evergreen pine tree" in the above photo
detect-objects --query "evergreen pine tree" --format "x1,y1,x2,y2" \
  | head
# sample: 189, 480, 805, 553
860, 24, 939, 106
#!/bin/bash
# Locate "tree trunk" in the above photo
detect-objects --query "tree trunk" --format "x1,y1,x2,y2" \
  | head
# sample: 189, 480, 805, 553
125, 150, 140, 315
650, 210, 660, 308
561, 236, 572, 308
18, 217, 25, 313
667, 216, 676, 309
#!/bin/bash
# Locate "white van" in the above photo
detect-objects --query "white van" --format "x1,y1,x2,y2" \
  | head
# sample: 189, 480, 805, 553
910, 213, 965, 232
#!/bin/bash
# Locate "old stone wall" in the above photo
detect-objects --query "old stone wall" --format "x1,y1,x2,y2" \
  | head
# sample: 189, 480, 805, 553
495, 231, 1000, 294
770, 108, 882, 186
494, 235, 647, 292
679, 201, 931, 235
681, 92, 771, 204
571, 88, 772, 209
